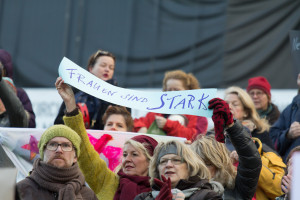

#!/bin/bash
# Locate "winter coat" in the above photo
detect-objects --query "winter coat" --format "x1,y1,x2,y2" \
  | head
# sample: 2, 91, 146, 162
63, 111, 119, 199
134, 176, 222, 200
0, 78, 28, 127
134, 112, 199, 140
269, 94, 300, 161
16, 161, 97, 200
251, 128, 275, 150
223, 121, 262, 200
0, 49, 36, 128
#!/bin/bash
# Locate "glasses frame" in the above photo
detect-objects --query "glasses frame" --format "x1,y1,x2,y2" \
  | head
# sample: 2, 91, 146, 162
46, 142, 75, 152
159, 157, 185, 166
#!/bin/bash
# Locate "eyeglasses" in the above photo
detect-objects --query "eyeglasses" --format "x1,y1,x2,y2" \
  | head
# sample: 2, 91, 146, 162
159, 157, 184, 166
249, 91, 265, 97
46, 142, 74, 152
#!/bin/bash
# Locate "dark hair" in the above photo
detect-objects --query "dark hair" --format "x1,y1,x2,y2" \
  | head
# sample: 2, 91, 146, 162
102, 106, 133, 131
87, 50, 116, 70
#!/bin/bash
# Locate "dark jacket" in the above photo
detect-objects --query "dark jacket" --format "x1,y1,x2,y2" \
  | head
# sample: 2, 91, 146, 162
0, 78, 28, 127
17, 177, 97, 200
251, 129, 275, 150
134, 176, 222, 200
269, 94, 300, 162
224, 121, 262, 200
0, 49, 36, 127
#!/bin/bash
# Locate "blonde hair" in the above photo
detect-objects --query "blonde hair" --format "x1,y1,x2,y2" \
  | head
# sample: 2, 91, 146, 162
162, 70, 200, 91
225, 86, 270, 133
150, 140, 210, 184
114, 139, 152, 173
191, 136, 236, 189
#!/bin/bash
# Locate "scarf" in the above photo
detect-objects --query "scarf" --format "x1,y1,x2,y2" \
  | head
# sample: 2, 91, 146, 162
152, 188, 199, 198
258, 104, 273, 118
113, 170, 151, 200
29, 158, 85, 200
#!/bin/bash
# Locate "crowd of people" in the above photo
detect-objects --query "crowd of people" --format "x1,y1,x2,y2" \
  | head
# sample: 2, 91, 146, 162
0, 48, 299, 200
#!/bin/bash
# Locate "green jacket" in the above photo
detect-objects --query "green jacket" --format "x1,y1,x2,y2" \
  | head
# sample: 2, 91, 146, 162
64, 112, 119, 200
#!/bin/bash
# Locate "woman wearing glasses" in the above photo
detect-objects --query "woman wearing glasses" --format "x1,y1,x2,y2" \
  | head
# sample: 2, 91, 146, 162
134, 140, 222, 200
54, 49, 119, 130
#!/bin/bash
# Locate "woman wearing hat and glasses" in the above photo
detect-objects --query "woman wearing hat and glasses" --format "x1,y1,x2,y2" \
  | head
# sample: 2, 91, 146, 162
55, 77, 158, 200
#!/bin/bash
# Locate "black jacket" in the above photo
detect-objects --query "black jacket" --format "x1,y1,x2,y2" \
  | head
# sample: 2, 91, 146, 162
224, 121, 262, 200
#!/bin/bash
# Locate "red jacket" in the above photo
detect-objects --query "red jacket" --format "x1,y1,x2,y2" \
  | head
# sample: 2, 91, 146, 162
134, 112, 207, 140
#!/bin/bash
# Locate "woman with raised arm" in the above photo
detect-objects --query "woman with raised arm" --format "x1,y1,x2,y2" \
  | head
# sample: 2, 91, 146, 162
55, 77, 158, 200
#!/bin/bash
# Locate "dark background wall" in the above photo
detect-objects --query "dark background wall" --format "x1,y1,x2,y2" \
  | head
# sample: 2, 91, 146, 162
0, 0, 300, 89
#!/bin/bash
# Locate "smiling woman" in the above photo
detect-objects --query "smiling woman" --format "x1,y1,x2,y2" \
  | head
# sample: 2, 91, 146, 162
135, 140, 222, 200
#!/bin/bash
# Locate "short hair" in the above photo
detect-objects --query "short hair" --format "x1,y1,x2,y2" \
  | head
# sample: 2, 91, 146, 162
191, 135, 236, 189
150, 140, 210, 184
224, 86, 270, 133
87, 49, 116, 70
102, 106, 133, 131
162, 70, 200, 91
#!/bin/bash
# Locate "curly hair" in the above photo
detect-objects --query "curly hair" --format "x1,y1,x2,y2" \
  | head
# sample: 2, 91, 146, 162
162, 70, 200, 91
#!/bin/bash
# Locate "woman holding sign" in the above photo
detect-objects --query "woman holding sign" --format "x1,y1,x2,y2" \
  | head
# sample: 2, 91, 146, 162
54, 49, 120, 130
134, 70, 208, 141
55, 77, 158, 200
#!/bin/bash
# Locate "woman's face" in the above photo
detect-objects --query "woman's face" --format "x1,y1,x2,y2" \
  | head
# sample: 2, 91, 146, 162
88, 56, 115, 81
248, 89, 269, 111
225, 93, 246, 120
158, 154, 189, 188
204, 161, 217, 178
104, 114, 127, 132
122, 144, 149, 176
165, 79, 186, 91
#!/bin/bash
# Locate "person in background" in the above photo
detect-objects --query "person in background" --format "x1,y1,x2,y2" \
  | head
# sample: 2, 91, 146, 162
0, 69, 28, 127
16, 124, 98, 200
54, 49, 120, 130
0, 49, 36, 127
224, 86, 274, 149
55, 77, 158, 200
247, 76, 280, 125
134, 70, 208, 141
135, 140, 222, 200
270, 73, 300, 162
191, 98, 261, 200
276, 146, 300, 200
102, 105, 134, 132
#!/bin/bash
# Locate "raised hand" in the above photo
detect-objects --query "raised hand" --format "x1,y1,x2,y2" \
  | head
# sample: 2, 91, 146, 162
208, 98, 234, 143
55, 77, 76, 112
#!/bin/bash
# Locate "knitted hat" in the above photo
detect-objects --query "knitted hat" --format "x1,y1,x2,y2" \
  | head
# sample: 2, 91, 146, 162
131, 135, 158, 156
38, 125, 81, 159
246, 76, 271, 98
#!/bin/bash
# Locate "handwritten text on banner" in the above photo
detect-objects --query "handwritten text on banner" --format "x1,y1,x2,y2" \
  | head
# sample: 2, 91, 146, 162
59, 57, 216, 117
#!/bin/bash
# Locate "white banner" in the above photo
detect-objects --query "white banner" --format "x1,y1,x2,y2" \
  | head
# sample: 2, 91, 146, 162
0, 127, 185, 182
59, 57, 216, 117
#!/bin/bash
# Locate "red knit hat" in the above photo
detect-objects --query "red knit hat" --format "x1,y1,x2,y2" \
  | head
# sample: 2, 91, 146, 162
131, 135, 158, 156
247, 76, 271, 98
